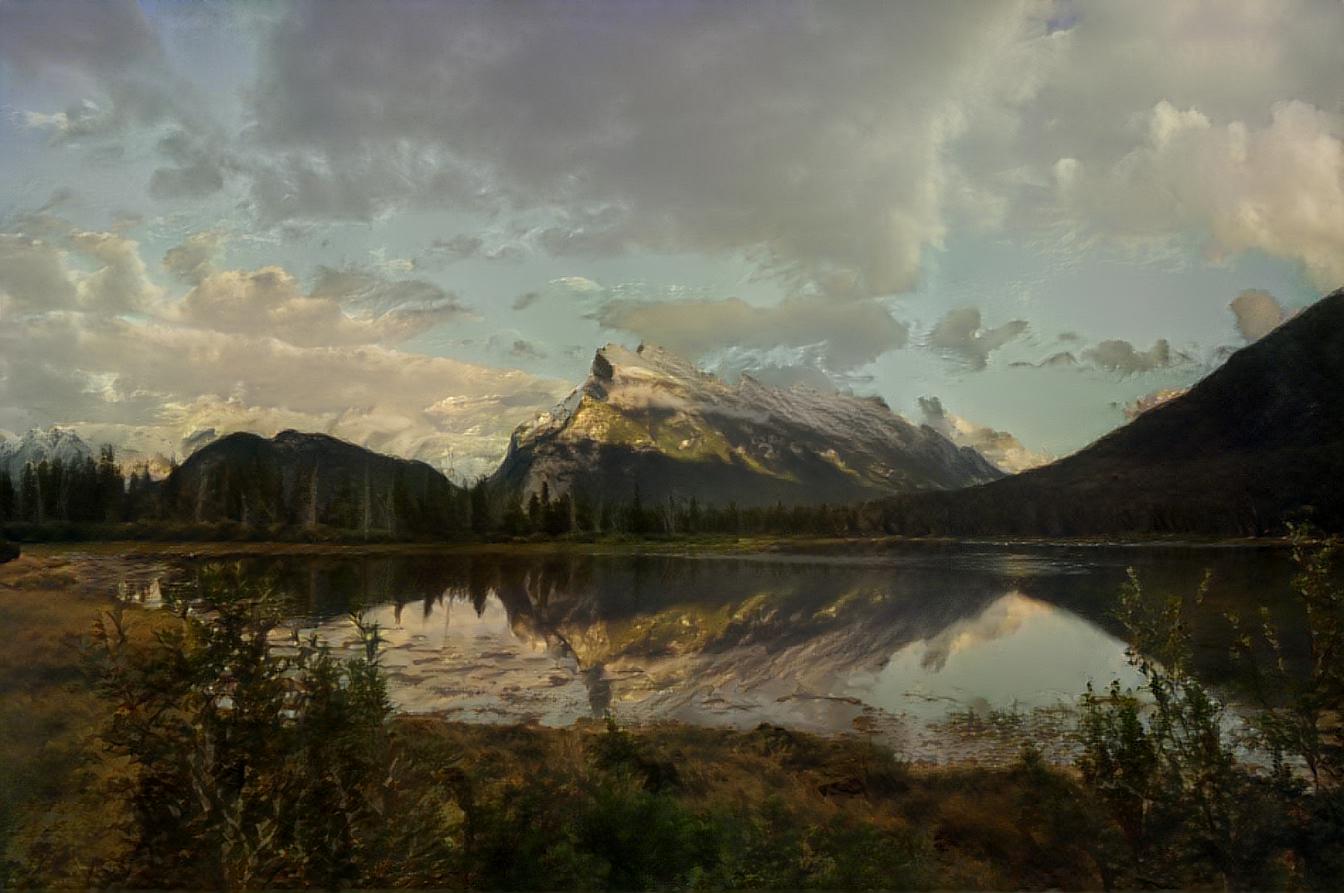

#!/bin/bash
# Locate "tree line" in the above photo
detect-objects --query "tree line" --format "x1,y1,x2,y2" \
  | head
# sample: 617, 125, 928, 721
470, 479, 868, 538
1, 447, 873, 541
0, 447, 157, 526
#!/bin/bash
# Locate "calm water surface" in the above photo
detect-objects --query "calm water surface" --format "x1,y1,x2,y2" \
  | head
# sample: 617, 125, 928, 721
115, 543, 1301, 762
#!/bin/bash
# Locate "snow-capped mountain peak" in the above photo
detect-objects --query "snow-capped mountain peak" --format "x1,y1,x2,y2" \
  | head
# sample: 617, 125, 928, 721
0, 426, 95, 478
493, 344, 1002, 506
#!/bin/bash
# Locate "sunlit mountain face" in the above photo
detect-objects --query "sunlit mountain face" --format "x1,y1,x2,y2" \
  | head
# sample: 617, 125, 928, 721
492, 343, 1003, 507
1, 2, 1337, 480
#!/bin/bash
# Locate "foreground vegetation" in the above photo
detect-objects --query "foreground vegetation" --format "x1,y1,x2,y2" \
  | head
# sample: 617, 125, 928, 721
1, 533, 1340, 889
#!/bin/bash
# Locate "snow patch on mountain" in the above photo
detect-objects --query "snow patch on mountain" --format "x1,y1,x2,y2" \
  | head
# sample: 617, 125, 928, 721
497, 343, 1003, 506
0, 427, 95, 479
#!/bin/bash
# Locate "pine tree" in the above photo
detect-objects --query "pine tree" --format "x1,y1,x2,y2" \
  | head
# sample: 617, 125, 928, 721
20, 463, 39, 523
306, 462, 320, 529
96, 444, 123, 522
527, 491, 542, 531
469, 476, 491, 536
0, 469, 14, 521
628, 485, 648, 535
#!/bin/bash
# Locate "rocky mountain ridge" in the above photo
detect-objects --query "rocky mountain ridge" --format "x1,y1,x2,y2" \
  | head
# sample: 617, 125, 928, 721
0, 427, 94, 479
492, 343, 1003, 507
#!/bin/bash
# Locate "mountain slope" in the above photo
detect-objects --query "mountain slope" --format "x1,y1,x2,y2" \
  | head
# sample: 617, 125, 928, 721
875, 289, 1344, 536
492, 344, 1002, 507
159, 430, 465, 535
0, 427, 93, 479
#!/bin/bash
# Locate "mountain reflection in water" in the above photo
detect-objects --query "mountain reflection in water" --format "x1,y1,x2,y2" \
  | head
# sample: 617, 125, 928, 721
139, 545, 1299, 759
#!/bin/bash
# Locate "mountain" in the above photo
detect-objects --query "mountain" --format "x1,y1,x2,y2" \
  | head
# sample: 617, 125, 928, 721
158, 430, 466, 536
874, 289, 1344, 537
0, 427, 94, 479
492, 343, 1003, 508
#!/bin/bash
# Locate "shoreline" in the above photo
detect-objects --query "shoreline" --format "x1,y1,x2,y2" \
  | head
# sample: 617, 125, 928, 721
10, 532, 1297, 562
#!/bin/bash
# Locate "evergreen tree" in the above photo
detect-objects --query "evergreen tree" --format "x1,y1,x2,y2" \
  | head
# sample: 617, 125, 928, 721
95, 444, 123, 521
527, 491, 542, 531
469, 477, 492, 536
628, 485, 648, 534
0, 469, 14, 522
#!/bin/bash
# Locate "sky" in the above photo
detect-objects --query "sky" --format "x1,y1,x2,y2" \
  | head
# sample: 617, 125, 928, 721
0, 0, 1339, 478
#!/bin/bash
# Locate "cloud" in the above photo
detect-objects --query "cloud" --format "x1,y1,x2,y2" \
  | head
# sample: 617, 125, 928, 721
0, 220, 161, 316
0, 234, 79, 315
1054, 100, 1344, 290
0, 310, 566, 476
925, 307, 1029, 371
163, 230, 228, 284
917, 396, 1050, 473
1119, 387, 1188, 421
512, 291, 542, 312
1229, 289, 1286, 342
426, 234, 525, 264
508, 339, 546, 361
1009, 350, 1080, 370
0, 0, 208, 139
170, 263, 469, 348
12, 1, 1344, 303
246, 1, 1049, 297
0, 223, 568, 473
148, 130, 231, 199
471, 330, 549, 362
596, 295, 909, 372
1012, 330, 1199, 376
1080, 338, 1192, 376
309, 265, 471, 324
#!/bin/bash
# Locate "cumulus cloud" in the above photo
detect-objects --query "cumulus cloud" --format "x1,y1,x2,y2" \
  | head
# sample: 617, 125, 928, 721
0, 222, 568, 473
1011, 331, 1198, 376
1080, 338, 1192, 376
917, 396, 1050, 473
163, 230, 228, 284
596, 295, 909, 372
925, 307, 1029, 371
245, 1, 1049, 297
0, 234, 79, 315
0, 220, 161, 316
1054, 100, 1344, 290
1229, 289, 1287, 342
159, 250, 475, 349
0, 310, 566, 476
12, 1, 1344, 301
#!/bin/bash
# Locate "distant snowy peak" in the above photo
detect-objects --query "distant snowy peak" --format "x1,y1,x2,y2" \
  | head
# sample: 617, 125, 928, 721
496, 343, 1003, 507
0, 427, 95, 478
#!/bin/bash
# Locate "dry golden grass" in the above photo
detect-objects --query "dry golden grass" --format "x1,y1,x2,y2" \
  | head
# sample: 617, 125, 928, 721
0, 553, 175, 879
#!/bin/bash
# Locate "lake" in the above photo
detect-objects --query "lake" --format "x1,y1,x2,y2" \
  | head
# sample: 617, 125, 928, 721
111, 542, 1302, 763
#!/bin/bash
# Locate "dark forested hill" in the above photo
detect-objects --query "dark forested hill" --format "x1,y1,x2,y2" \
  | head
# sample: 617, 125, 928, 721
158, 430, 467, 536
873, 289, 1344, 537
